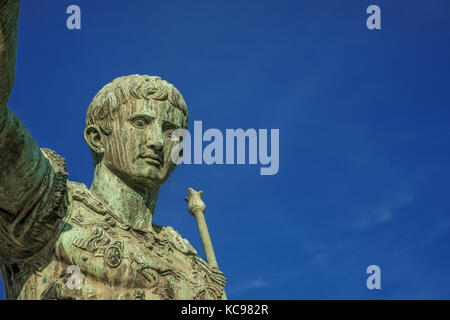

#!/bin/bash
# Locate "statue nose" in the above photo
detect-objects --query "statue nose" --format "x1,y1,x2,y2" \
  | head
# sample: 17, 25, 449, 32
148, 140, 163, 151
145, 122, 164, 150
147, 134, 164, 150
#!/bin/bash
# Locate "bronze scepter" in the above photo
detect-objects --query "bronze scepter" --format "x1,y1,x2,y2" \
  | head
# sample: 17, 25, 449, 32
185, 188, 227, 300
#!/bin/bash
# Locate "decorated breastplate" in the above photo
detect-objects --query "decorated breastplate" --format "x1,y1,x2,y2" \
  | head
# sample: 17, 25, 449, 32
50, 181, 226, 300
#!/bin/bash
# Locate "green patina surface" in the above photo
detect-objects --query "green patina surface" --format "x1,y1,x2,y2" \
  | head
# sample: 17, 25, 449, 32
0, 0, 226, 300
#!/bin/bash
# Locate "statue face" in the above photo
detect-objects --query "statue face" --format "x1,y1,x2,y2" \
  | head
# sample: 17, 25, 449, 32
102, 98, 185, 191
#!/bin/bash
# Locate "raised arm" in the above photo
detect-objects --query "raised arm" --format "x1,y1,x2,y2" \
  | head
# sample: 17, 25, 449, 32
0, 0, 68, 263
0, 0, 19, 122
0, 0, 47, 216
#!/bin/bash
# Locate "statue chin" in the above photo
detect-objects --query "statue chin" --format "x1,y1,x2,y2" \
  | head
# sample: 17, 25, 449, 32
121, 169, 171, 191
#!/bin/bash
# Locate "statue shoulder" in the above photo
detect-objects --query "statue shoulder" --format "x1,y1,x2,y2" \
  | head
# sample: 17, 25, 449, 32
155, 225, 198, 256
41, 148, 68, 175
66, 181, 131, 228
153, 225, 227, 298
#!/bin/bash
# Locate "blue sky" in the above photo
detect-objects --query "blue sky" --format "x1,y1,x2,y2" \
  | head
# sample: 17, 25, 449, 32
2, 0, 450, 299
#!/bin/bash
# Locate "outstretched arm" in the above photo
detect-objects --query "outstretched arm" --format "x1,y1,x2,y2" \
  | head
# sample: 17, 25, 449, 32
0, 0, 19, 123
0, 0, 67, 263
0, 0, 48, 216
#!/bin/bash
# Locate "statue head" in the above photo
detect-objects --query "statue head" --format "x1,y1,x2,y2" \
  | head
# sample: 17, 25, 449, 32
84, 75, 188, 192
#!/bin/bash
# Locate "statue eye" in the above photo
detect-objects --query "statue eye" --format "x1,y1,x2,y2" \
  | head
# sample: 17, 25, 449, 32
163, 125, 176, 137
132, 118, 147, 128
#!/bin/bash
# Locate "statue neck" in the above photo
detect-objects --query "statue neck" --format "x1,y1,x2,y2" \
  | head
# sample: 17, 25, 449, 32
89, 162, 159, 233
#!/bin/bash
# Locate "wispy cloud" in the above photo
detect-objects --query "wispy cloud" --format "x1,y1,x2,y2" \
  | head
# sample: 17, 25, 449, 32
227, 279, 270, 295
416, 219, 450, 248
311, 252, 330, 269
346, 193, 415, 230
227, 268, 306, 296
227, 252, 330, 297
347, 207, 393, 229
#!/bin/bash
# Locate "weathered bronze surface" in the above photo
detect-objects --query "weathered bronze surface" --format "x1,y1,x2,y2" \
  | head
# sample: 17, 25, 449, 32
0, 0, 226, 300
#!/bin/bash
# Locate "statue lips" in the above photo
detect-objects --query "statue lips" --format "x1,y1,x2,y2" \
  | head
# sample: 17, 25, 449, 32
139, 154, 163, 167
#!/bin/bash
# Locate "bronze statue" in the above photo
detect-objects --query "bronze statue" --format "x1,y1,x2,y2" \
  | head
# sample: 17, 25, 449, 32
0, 0, 226, 300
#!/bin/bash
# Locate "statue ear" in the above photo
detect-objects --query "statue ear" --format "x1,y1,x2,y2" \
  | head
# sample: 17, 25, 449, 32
84, 125, 105, 154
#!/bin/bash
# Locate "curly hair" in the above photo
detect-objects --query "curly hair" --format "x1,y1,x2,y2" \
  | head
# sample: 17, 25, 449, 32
86, 74, 188, 135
